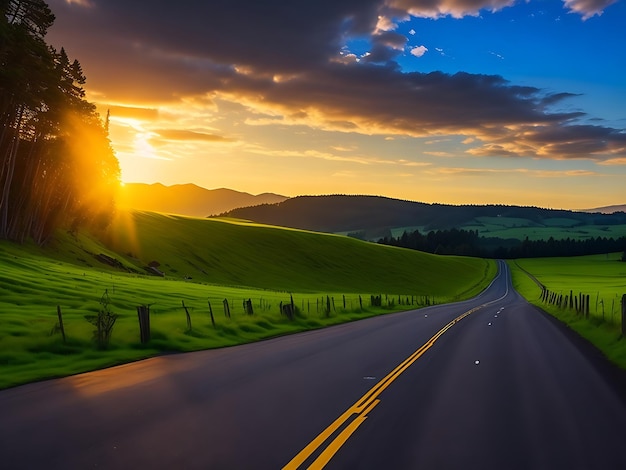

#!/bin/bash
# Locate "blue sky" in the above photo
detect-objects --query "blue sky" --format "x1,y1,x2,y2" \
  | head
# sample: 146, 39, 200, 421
47, 0, 625, 209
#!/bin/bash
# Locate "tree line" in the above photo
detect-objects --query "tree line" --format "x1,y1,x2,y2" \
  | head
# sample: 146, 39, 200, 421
1, 0, 119, 245
377, 228, 626, 259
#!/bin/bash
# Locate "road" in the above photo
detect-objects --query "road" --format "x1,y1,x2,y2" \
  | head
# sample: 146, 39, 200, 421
1, 261, 625, 469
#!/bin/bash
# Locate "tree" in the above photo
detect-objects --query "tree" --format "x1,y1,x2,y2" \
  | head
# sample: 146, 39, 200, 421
1, 1, 120, 244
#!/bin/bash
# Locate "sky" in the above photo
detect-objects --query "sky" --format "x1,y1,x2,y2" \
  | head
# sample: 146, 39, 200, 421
46, 0, 626, 210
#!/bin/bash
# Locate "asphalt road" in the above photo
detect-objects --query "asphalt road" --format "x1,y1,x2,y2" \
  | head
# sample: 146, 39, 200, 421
1, 261, 625, 469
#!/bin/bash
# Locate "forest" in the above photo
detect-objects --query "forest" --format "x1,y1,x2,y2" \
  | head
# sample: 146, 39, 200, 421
0, 0, 119, 245
377, 228, 626, 260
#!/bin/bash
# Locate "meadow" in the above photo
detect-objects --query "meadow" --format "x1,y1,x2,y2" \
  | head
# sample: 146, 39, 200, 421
0, 211, 496, 389
390, 218, 626, 241
508, 253, 626, 368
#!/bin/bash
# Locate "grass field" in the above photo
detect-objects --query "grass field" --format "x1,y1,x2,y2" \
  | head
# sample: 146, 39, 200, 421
508, 254, 626, 369
0, 210, 496, 389
385, 220, 626, 243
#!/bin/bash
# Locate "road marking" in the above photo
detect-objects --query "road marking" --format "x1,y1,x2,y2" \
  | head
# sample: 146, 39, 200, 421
284, 263, 511, 469
283, 303, 497, 469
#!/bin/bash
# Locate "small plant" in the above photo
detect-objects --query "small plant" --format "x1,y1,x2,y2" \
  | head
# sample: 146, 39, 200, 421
85, 290, 118, 349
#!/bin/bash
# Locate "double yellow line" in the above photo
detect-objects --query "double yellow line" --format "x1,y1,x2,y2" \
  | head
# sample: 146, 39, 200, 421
283, 304, 488, 470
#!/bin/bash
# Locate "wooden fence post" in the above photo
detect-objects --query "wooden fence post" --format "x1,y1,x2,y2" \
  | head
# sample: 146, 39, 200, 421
622, 294, 626, 336
136, 305, 151, 343
182, 300, 192, 331
56, 305, 66, 343
207, 300, 215, 328
223, 299, 231, 318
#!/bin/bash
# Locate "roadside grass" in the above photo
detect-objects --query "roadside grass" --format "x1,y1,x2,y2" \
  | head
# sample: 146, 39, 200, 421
0, 213, 496, 389
508, 254, 626, 369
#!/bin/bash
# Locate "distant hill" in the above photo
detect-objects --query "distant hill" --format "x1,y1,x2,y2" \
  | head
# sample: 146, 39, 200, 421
118, 183, 287, 217
583, 204, 626, 214
220, 195, 626, 240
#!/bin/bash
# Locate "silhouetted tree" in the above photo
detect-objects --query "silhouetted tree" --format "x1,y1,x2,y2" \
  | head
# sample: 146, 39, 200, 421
1, 0, 119, 244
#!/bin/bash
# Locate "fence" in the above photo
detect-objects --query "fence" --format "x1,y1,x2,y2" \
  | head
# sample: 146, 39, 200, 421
539, 287, 625, 335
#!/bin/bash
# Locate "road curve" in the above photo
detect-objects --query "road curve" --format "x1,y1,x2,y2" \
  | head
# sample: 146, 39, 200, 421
1, 261, 625, 469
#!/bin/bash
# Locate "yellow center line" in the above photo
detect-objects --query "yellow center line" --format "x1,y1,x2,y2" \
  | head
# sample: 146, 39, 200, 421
283, 297, 503, 470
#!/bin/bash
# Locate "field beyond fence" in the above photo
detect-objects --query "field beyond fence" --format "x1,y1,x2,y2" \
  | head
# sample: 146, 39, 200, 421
509, 254, 626, 369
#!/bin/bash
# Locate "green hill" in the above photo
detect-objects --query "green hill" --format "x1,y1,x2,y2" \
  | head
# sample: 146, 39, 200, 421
220, 195, 626, 241
101, 211, 491, 295
0, 210, 495, 389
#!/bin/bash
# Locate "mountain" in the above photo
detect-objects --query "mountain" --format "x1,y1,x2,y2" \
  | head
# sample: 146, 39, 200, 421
220, 195, 626, 240
118, 183, 287, 217
583, 204, 626, 214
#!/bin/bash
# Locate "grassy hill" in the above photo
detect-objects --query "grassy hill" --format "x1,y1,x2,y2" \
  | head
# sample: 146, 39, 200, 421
0, 210, 496, 389
221, 195, 626, 241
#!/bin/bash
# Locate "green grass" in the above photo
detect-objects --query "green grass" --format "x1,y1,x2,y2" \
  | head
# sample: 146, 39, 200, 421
465, 219, 626, 241
370, 219, 626, 243
508, 254, 626, 369
0, 210, 496, 389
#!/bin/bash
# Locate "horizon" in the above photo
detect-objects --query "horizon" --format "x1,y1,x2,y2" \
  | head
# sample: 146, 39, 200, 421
47, 0, 626, 211
121, 181, 625, 212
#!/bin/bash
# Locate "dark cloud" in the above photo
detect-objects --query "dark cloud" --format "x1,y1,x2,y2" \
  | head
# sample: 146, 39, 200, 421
362, 31, 408, 63
48, 0, 381, 74
46, 0, 625, 161
469, 123, 626, 159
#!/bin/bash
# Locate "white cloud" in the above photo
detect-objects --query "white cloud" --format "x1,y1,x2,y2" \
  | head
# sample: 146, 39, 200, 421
376, 15, 397, 32
410, 45, 428, 57
409, 29, 416, 35
562, 0, 617, 19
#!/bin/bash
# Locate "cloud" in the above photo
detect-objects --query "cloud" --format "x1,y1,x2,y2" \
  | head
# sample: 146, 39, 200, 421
64, 0, 93, 6
424, 151, 455, 157
562, 0, 618, 19
467, 123, 626, 160
46, 0, 626, 163
433, 167, 600, 177
152, 129, 233, 142
363, 31, 408, 63
106, 105, 159, 121
410, 45, 428, 57
599, 158, 626, 165
388, 0, 516, 19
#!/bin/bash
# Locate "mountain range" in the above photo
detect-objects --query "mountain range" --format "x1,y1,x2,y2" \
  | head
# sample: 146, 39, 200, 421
117, 183, 287, 217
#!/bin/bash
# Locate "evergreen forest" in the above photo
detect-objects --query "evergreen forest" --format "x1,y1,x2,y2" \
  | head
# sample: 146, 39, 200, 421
0, 0, 119, 245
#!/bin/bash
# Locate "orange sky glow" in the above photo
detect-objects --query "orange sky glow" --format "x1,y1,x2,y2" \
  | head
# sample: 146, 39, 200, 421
47, 0, 626, 210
